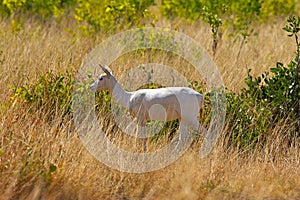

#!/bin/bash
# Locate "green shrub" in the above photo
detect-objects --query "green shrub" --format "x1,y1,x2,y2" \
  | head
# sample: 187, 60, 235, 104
1, 0, 76, 19
74, 0, 155, 33
226, 16, 300, 149
10, 70, 74, 118
248, 16, 300, 121
160, 0, 298, 54
260, 0, 298, 19
160, 0, 203, 20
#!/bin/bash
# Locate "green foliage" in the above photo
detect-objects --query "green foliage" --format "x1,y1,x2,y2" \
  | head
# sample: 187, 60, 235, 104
229, 0, 261, 38
95, 90, 112, 113
74, 0, 155, 33
160, 0, 202, 20
0, 0, 26, 16
161, 0, 298, 27
10, 70, 74, 117
0, 0, 298, 38
19, 160, 57, 183
227, 16, 300, 149
244, 62, 299, 119
41, 163, 57, 182
260, 0, 298, 19
161, 0, 228, 54
0, 0, 76, 19
226, 90, 272, 149
283, 16, 300, 58
201, 3, 225, 55
160, 0, 298, 53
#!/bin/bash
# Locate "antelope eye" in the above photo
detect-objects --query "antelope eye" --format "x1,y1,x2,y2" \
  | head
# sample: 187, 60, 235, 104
99, 77, 103, 81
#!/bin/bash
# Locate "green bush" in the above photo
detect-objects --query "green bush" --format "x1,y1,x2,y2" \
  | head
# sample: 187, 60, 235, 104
246, 16, 300, 120
0, 0, 76, 19
10, 70, 74, 118
160, 0, 298, 54
260, 0, 298, 19
0, 0, 298, 38
226, 16, 300, 149
74, 0, 155, 33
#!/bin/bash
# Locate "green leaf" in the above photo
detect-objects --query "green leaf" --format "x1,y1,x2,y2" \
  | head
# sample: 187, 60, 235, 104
49, 164, 57, 173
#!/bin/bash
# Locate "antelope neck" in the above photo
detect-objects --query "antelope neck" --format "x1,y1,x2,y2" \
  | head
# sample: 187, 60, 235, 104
109, 77, 131, 110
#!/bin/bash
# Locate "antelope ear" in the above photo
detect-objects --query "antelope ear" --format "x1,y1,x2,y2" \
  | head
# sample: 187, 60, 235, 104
99, 64, 113, 76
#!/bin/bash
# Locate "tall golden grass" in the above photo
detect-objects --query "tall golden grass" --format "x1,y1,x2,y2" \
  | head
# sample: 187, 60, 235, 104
0, 18, 299, 200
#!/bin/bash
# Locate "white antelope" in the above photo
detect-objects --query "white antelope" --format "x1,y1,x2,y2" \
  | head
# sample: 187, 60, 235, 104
90, 65, 206, 151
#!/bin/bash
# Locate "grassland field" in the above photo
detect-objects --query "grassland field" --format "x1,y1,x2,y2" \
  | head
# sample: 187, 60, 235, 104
0, 16, 300, 200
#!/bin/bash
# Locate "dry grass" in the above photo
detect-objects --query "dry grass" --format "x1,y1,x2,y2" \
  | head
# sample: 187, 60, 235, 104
0, 18, 300, 200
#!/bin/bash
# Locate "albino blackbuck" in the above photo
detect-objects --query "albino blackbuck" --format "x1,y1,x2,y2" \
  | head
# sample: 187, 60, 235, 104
90, 65, 206, 151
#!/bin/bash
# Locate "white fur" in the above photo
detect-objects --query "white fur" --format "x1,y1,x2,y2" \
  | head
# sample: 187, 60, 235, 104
90, 65, 206, 150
